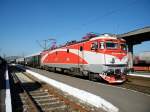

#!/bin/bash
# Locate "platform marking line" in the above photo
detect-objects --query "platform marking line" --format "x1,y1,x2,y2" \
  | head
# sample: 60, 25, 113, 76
5, 66, 12, 112
25, 69, 119, 112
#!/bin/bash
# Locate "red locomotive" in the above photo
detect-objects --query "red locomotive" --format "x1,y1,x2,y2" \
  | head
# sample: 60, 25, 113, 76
41, 33, 128, 83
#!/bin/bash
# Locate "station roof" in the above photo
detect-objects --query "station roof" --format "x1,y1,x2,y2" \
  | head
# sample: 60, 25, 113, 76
118, 26, 150, 45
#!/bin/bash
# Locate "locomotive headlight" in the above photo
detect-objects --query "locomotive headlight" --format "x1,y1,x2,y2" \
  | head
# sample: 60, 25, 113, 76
107, 69, 114, 74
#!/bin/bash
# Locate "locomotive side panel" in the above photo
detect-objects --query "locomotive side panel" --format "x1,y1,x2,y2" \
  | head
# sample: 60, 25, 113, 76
40, 41, 105, 73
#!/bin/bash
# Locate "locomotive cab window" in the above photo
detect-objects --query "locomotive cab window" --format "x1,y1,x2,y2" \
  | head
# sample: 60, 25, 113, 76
106, 42, 118, 49
121, 44, 127, 51
91, 41, 98, 50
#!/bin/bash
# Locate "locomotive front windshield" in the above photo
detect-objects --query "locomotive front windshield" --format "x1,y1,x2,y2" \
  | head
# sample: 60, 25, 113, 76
106, 42, 118, 49
92, 41, 127, 51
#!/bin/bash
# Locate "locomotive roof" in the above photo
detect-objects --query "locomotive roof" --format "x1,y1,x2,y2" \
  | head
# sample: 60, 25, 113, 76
90, 34, 117, 41
42, 33, 121, 52
65, 33, 118, 45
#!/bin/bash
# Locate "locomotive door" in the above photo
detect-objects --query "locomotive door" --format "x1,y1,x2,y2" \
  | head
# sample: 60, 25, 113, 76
78, 44, 84, 71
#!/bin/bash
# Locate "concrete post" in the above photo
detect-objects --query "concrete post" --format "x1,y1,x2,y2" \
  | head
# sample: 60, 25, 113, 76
128, 44, 133, 71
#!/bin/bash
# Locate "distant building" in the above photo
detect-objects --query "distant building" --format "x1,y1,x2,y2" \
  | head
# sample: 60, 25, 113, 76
134, 51, 150, 65
5, 56, 22, 63
138, 51, 150, 61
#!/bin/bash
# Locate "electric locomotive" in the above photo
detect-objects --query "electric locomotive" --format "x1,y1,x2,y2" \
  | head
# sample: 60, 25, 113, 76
41, 33, 128, 83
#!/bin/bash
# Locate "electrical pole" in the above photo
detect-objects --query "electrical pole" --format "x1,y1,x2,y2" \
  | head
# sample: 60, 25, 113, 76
3, 53, 6, 60
0, 48, 2, 57
43, 39, 48, 50
37, 38, 56, 50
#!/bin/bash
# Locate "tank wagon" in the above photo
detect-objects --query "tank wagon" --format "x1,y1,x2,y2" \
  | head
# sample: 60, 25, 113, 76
41, 33, 128, 83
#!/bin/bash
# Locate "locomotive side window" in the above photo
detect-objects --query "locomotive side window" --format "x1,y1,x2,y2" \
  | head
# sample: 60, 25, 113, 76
67, 49, 69, 53
106, 42, 118, 49
80, 46, 83, 51
121, 44, 127, 51
91, 41, 98, 50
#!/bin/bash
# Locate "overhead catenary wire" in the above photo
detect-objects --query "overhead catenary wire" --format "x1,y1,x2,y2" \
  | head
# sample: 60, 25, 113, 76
37, 0, 140, 49
58, 0, 140, 37
81, 0, 139, 27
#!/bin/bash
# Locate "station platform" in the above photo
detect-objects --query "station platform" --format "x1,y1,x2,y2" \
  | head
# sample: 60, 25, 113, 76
0, 62, 12, 112
0, 62, 6, 112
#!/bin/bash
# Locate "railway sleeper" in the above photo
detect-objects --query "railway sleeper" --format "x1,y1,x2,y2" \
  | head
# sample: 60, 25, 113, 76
39, 103, 65, 110
37, 101, 64, 106
32, 95, 52, 99
35, 96, 58, 101
29, 89, 45, 93
42, 105, 67, 112
30, 92, 49, 96
36, 98, 60, 104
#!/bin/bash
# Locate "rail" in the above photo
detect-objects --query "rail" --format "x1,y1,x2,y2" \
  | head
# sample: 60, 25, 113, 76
133, 66, 150, 71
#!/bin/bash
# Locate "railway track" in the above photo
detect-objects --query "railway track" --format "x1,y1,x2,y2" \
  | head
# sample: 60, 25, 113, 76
117, 75, 150, 95
9, 67, 99, 112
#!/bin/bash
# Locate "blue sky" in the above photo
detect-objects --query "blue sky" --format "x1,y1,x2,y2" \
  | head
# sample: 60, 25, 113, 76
0, 0, 150, 57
